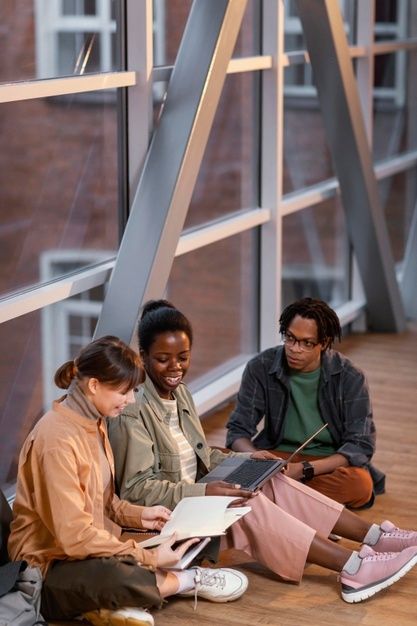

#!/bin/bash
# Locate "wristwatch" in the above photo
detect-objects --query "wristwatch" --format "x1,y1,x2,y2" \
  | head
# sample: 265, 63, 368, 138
302, 461, 315, 482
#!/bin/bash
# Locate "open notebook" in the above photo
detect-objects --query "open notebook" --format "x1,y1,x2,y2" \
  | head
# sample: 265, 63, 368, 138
138, 496, 251, 570
199, 422, 328, 491
138, 496, 251, 547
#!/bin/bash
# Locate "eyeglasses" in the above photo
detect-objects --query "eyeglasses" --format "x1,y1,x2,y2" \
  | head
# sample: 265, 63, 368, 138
281, 331, 320, 352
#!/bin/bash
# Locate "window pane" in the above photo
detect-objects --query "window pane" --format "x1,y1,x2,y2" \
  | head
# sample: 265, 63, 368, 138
153, 0, 260, 67
284, 0, 356, 52
283, 86, 334, 193
374, 1, 409, 41
373, 50, 417, 161
63, 0, 97, 16
0, 0, 119, 82
379, 168, 417, 265
58, 32, 102, 74
183, 73, 259, 230
0, 91, 118, 299
282, 198, 349, 308
167, 231, 258, 385
0, 289, 102, 490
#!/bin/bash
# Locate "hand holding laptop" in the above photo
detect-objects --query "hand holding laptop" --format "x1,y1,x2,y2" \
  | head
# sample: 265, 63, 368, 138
199, 423, 329, 492
205, 481, 256, 499
203, 447, 282, 497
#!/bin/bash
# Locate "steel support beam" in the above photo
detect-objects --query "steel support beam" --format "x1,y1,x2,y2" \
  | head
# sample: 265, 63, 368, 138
95, 0, 247, 342
294, 0, 406, 331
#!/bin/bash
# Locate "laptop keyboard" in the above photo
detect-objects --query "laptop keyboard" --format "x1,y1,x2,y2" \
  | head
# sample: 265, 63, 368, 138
224, 459, 279, 489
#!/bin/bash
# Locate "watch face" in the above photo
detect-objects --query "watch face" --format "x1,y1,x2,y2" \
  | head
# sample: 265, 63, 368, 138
302, 462, 314, 481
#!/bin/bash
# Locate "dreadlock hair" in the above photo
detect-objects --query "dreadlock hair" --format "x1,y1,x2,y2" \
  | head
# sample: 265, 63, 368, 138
279, 298, 341, 349
138, 299, 193, 354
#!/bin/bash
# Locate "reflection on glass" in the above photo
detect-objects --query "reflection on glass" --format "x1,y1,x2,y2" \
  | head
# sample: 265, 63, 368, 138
167, 231, 258, 384
282, 198, 349, 308
374, 1, 409, 41
378, 169, 417, 264
58, 32, 101, 75
0, 0, 119, 83
283, 86, 334, 193
64, 0, 97, 16
184, 73, 259, 230
0, 91, 118, 299
373, 51, 417, 160
0, 290, 102, 489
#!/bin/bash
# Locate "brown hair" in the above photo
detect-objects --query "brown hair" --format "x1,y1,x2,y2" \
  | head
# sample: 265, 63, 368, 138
54, 335, 143, 391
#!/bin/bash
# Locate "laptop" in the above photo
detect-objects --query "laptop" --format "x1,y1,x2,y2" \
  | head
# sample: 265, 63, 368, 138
199, 422, 328, 492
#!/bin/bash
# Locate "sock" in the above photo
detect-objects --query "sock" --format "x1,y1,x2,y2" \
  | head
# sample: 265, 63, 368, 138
342, 551, 362, 575
363, 523, 381, 546
172, 569, 196, 593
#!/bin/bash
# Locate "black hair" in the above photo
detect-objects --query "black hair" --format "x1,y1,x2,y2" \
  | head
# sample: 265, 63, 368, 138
54, 335, 143, 391
138, 299, 193, 353
279, 298, 341, 348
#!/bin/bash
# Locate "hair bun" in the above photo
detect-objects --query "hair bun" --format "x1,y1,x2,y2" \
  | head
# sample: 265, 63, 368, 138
140, 299, 175, 320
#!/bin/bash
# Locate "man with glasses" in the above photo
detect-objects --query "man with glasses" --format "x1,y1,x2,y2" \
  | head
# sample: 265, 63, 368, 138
226, 297, 384, 509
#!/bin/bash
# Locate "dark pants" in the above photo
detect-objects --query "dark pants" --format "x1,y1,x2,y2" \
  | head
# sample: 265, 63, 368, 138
41, 556, 161, 621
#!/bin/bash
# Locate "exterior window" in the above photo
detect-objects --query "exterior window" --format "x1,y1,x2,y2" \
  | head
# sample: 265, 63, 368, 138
40, 251, 109, 408
34, 0, 118, 78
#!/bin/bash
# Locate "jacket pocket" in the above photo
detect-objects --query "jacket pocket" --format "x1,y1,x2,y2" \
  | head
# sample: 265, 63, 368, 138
155, 451, 181, 480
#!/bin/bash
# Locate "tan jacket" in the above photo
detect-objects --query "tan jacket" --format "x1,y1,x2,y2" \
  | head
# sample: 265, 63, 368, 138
8, 400, 157, 575
109, 375, 239, 509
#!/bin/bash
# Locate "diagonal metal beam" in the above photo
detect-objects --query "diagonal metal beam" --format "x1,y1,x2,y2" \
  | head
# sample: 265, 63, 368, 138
95, 0, 247, 342
294, 0, 406, 331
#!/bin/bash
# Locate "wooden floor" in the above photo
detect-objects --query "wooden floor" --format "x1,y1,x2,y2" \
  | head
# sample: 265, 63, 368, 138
54, 324, 417, 626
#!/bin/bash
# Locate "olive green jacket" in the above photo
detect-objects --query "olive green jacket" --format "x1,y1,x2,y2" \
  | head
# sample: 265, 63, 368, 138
108, 375, 236, 510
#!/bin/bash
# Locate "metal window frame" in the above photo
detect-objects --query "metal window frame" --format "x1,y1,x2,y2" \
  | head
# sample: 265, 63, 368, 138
2, 0, 417, 416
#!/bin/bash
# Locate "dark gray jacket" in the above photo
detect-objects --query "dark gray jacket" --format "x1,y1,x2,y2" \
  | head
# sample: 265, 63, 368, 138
226, 346, 385, 492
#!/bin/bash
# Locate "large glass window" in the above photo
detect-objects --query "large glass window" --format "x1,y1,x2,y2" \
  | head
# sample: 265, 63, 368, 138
373, 51, 417, 161
0, 91, 118, 299
283, 88, 334, 194
167, 231, 258, 386
184, 73, 259, 230
152, 1, 260, 109
0, 287, 106, 491
0, 0, 119, 84
281, 198, 349, 308
284, 0, 356, 53
378, 168, 417, 265
154, 0, 260, 68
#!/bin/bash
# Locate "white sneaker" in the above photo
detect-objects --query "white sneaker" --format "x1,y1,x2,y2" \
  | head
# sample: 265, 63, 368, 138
83, 607, 154, 626
180, 567, 248, 605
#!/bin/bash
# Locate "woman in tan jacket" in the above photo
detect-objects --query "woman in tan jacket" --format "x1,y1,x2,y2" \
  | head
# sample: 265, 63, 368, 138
8, 336, 247, 626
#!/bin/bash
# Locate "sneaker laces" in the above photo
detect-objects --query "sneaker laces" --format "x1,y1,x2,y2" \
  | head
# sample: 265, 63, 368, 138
191, 568, 226, 610
381, 525, 412, 539
362, 551, 397, 562
338, 548, 397, 582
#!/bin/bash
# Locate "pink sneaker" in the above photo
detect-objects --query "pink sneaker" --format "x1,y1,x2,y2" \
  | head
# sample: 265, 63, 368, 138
340, 545, 417, 603
369, 520, 417, 552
